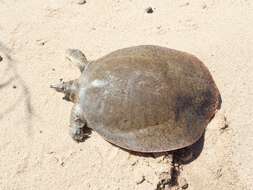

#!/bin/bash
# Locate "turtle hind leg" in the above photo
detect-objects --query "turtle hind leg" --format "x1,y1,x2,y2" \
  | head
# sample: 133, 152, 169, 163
69, 104, 91, 142
154, 153, 174, 190
156, 153, 190, 190
155, 153, 188, 190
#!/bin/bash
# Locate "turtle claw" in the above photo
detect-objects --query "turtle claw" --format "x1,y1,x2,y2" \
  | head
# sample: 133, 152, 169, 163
69, 127, 91, 142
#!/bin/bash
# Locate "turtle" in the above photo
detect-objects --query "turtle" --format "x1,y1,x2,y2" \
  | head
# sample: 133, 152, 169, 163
51, 45, 221, 189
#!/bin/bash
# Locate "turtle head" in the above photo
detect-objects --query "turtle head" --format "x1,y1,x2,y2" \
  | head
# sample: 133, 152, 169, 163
50, 79, 79, 103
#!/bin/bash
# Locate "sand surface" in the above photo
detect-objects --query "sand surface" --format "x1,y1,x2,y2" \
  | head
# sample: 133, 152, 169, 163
0, 0, 252, 189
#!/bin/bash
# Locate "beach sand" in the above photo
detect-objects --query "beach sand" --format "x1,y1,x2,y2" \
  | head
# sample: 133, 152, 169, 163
0, 0, 252, 189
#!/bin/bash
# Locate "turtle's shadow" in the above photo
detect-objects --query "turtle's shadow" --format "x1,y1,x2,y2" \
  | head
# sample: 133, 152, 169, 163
117, 132, 205, 188
122, 131, 205, 165
173, 132, 205, 164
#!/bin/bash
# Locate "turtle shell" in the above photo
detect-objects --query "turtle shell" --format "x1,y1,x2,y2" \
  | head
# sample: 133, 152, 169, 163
78, 45, 221, 152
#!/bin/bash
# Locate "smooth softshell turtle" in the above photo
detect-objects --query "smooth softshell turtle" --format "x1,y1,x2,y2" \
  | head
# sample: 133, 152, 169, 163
51, 45, 221, 152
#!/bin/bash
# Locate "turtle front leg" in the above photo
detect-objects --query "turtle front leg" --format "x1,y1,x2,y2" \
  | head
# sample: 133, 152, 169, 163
65, 49, 88, 72
69, 104, 91, 142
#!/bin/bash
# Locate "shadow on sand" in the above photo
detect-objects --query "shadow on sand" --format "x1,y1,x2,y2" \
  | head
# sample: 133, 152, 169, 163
0, 42, 33, 135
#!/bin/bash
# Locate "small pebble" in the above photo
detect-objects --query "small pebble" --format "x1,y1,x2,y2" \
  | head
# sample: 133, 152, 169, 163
180, 2, 190, 7
145, 7, 154, 14
202, 4, 207, 9
182, 183, 189, 189
179, 177, 188, 189
216, 168, 222, 178
0, 55, 3, 62
220, 115, 229, 131
12, 85, 17, 89
157, 25, 162, 29
77, 0, 86, 5
136, 176, 145, 185
52, 68, 55, 71
131, 160, 138, 166
36, 39, 47, 46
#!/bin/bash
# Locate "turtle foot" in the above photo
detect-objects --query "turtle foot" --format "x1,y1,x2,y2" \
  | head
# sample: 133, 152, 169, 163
69, 126, 92, 142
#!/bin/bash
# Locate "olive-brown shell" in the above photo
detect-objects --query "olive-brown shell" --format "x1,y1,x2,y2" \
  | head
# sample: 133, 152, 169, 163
78, 45, 221, 152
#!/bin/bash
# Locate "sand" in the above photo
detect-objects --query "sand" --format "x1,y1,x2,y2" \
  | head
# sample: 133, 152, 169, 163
0, 0, 252, 189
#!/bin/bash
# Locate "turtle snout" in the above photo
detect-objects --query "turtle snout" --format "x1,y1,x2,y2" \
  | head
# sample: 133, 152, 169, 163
50, 82, 66, 93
